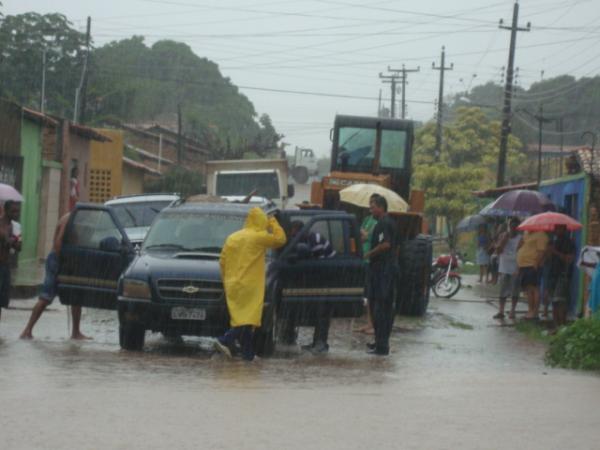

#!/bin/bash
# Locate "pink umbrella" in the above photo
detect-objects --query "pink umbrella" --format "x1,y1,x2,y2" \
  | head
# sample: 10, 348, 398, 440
0, 183, 23, 202
517, 212, 582, 232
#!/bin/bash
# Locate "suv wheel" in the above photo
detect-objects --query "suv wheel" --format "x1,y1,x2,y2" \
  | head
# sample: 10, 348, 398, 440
119, 322, 146, 351
254, 304, 276, 357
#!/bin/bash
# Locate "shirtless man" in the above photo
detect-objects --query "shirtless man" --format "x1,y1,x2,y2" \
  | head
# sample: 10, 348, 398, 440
0, 201, 22, 324
20, 213, 90, 340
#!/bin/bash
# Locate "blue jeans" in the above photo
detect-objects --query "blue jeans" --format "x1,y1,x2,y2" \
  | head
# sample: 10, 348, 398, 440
40, 252, 59, 303
219, 326, 255, 361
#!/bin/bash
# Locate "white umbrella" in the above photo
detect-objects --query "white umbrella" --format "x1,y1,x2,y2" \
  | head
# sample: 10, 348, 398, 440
0, 183, 23, 203
340, 184, 408, 213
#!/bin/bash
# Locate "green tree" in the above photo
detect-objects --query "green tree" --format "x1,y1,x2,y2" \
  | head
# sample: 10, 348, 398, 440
449, 76, 600, 148
413, 107, 527, 246
0, 13, 281, 159
415, 164, 483, 247
415, 107, 527, 185
0, 12, 87, 116
88, 37, 281, 158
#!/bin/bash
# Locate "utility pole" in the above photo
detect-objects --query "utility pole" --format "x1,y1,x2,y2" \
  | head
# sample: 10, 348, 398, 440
522, 106, 553, 187
387, 64, 420, 120
177, 103, 183, 164
379, 72, 399, 118
432, 46, 453, 162
377, 88, 382, 117
74, 16, 92, 124
496, 2, 531, 187
557, 118, 564, 177
40, 49, 47, 114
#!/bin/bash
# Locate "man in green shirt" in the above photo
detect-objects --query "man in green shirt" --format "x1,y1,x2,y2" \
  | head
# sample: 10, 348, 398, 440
356, 193, 380, 334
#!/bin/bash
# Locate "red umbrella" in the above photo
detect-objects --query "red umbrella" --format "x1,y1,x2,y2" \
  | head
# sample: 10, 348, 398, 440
517, 212, 582, 232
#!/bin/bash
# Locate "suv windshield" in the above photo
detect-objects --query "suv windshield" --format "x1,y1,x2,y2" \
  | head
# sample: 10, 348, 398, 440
110, 201, 173, 228
216, 172, 280, 199
143, 212, 244, 253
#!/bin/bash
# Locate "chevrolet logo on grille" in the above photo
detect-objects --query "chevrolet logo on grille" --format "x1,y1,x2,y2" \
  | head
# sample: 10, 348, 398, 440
182, 285, 200, 294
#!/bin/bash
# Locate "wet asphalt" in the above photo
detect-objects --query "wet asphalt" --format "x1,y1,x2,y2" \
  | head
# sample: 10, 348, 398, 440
1, 276, 599, 450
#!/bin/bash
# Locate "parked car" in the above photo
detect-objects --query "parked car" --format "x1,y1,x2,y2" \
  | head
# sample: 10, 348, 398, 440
56, 201, 366, 355
105, 194, 179, 247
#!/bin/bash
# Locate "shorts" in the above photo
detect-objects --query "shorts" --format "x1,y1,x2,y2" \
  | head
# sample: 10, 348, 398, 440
476, 248, 490, 266
499, 273, 520, 300
548, 274, 570, 304
519, 266, 541, 289
0, 264, 11, 308
39, 252, 59, 303
544, 273, 559, 294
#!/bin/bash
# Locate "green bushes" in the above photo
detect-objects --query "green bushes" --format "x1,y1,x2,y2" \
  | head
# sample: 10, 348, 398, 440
545, 318, 600, 370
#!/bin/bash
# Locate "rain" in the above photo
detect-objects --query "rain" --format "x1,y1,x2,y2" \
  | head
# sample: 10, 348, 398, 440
1, 1, 600, 449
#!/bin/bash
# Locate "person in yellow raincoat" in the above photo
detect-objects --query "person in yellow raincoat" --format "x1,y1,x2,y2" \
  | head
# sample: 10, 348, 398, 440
214, 207, 286, 360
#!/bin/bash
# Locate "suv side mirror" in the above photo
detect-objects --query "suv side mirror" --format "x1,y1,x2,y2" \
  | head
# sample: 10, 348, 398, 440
287, 184, 295, 198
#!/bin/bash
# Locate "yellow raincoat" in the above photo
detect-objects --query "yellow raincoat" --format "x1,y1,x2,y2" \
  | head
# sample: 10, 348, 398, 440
220, 208, 287, 327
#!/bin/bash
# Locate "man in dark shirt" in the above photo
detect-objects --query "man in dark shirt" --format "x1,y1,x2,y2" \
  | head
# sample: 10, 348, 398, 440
546, 224, 575, 326
289, 221, 336, 353
0, 201, 21, 326
364, 196, 397, 356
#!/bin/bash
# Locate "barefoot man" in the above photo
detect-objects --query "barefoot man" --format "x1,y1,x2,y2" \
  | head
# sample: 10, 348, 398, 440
20, 213, 90, 340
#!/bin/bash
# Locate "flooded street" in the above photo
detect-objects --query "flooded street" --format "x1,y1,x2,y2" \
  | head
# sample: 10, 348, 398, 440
1, 279, 598, 450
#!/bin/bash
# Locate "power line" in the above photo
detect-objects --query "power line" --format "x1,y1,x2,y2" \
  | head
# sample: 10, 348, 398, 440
92, 67, 436, 104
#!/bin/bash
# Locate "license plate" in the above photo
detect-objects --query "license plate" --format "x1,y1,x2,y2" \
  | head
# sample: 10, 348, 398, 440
171, 307, 206, 321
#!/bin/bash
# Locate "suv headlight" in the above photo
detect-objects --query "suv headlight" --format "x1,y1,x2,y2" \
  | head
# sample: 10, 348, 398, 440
122, 279, 151, 299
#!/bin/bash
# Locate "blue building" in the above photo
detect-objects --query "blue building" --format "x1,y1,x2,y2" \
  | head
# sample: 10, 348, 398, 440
540, 172, 590, 315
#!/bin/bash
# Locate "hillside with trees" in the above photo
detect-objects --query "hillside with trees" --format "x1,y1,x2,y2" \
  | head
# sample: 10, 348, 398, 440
450, 76, 600, 147
0, 11, 281, 158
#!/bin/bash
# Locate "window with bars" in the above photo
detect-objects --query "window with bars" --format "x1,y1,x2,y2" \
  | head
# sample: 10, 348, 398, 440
89, 169, 112, 203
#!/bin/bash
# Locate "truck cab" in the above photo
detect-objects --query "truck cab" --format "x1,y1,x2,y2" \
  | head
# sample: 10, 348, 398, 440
205, 159, 294, 209
56, 202, 365, 355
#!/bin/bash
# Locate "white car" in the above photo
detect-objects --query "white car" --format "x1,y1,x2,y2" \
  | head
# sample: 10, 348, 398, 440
105, 194, 180, 246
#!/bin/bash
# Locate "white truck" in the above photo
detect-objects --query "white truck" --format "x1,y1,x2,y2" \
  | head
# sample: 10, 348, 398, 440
205, 159, 295, 209
289, 146, 319, 184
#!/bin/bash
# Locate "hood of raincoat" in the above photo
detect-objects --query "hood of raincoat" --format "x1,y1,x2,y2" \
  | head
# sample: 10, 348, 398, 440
244, 207, 268, 232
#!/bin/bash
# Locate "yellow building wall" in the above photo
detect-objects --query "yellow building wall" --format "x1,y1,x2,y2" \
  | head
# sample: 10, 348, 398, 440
122, 165, 145, 196
89, 129, 123, 203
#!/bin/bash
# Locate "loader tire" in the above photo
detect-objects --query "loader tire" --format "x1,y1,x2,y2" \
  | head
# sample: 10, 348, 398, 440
396, 235, 433, 316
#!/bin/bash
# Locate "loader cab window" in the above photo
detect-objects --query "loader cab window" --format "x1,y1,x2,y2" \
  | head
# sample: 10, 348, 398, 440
335, 127, 407, 171
336, 127, 376, 171
380, 130, 407, 169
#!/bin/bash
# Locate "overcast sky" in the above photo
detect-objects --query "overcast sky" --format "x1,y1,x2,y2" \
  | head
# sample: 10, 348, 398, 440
4, 0, 599, 156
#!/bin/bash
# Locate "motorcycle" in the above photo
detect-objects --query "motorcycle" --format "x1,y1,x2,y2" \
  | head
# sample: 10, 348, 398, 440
431, 253, 462, 298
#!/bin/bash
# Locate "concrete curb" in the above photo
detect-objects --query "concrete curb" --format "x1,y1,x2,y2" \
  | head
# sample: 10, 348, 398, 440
11, 284, 41, 300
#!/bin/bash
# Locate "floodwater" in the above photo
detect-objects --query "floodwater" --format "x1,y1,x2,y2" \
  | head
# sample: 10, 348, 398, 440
1, 278, 599, 450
